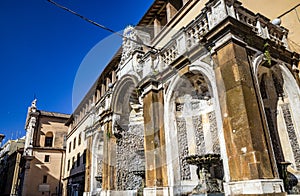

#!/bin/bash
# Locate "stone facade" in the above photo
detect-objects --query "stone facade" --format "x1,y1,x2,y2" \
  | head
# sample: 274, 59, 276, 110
63, 60, 116, 196
65, 0, 300, 195
0, 138, 25, 196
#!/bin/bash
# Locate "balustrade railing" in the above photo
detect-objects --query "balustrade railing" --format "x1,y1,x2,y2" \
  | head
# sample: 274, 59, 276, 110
158, 0, 289, 67
236, 7, 288, 47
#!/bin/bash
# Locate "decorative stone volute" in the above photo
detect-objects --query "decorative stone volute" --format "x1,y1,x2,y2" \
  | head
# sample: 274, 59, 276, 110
120, 25, 151, 66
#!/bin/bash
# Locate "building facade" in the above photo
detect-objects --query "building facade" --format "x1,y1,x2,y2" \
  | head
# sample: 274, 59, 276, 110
63, 59, 117, 196
21, 100, 70, 196
64, 0, 300, 195
0, 137, 25, 196
63, 100, 90, 196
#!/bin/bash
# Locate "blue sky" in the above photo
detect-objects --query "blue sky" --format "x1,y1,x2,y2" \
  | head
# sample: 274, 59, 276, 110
0, 0, 153, 143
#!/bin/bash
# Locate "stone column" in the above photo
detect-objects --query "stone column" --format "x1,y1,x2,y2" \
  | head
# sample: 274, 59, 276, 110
101, 83, 106, 97
141, 80, 168, 195
154, 17, 162, 38
102, 123, 109, 191
111, 70, 116, 84
102, 121, 115, 194
96, 90, 101, 102
213, 41, 285, 195
107, 121, 116, 191
106, 77, 111, 91
102, 123, 108, 191
166, 2, 177, 22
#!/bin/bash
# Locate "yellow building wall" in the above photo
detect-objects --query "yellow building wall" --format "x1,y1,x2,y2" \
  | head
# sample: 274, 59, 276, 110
24, 150, 64, 196
39, 116, 68, 149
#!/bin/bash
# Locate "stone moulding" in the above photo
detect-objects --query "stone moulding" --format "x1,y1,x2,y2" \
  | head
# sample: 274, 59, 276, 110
223, 179, 285, 195
123, 0, 292, 82
100, 0, 300, 195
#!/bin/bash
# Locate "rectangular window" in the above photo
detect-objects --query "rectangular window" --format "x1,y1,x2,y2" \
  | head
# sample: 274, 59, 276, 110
77, 153, 80, 167
73, 138, 76, 149
83, 150, 86, 164
45, 137, 53, 147
44, 155, 50, 163
63, 135, 67, 149
67, 160, 70, 171
78, 133, 81, 146
43, 175, 47, 183
72, 157, 75, 169
69, 142, 71, 153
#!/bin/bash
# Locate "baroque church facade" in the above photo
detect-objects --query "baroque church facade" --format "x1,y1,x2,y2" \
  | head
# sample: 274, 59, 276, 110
63, 0, 300, 195
21, 99, 70, 196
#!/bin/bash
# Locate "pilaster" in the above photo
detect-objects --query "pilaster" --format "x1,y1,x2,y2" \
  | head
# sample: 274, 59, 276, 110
213, 40, 285, 195
141, 79, 168, 195
166, 2, 177, 22
102, 122, 108, 190
153, 17, 162, 38
102, 121, 114, 191
85, 136, 92, 193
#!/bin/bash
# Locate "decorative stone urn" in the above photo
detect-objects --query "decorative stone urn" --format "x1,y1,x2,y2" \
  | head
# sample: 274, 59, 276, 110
184, 154, 224, 195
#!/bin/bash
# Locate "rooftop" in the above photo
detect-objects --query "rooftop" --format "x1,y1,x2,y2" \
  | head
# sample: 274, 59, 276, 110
40, 110, 70, 119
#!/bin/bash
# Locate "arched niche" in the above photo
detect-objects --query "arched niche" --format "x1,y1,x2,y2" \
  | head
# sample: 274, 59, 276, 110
110, 75, 145, 191
164, 62, 227, 195
90, 131, 104, 195
257, 62, 300, 174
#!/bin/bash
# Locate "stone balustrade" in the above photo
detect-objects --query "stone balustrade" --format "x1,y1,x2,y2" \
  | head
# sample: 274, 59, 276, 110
186, 15, 209, 49
157, 0, 289, 68
72, 0, 292, 131
235, 7, 289, 47
161, 39, 178, 66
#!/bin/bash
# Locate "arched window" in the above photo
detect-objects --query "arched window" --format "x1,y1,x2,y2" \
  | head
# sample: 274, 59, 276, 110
45, 132, 53, 147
